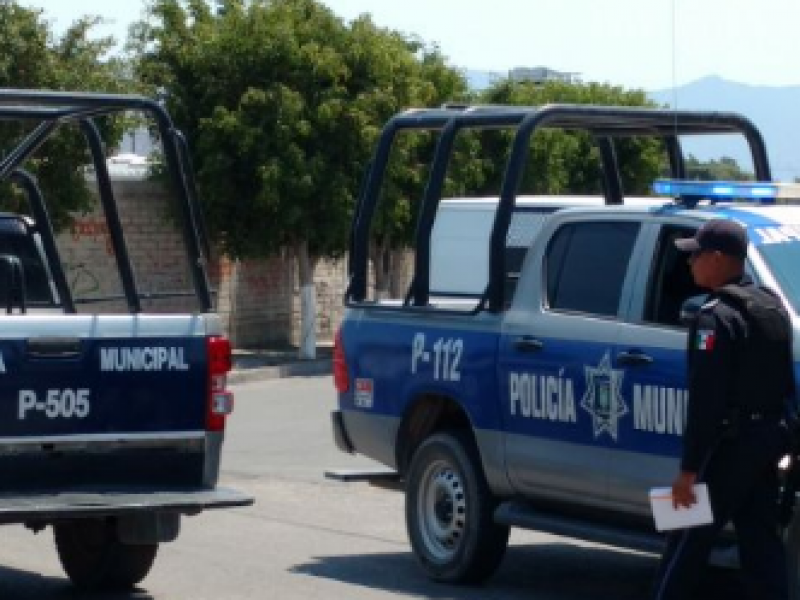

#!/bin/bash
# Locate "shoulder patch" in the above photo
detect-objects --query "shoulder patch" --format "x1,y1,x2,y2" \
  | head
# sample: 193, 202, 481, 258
696, 329, 716, 351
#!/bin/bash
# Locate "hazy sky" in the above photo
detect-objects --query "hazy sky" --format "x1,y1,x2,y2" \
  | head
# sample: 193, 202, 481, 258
20, 0, 800, 91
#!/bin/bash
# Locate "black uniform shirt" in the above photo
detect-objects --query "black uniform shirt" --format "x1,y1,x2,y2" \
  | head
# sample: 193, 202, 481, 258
681, 275, 793, 473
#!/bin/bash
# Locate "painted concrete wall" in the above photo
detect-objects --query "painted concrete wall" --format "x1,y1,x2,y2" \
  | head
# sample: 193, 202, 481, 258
54, 178, 350, 348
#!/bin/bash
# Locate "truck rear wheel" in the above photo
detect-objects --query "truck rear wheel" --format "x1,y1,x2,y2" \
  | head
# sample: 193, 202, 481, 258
405, 431, 509, 583
54, 519, 158, 590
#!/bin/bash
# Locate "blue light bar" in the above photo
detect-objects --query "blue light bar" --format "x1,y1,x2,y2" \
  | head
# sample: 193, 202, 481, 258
652, 179, 783, 202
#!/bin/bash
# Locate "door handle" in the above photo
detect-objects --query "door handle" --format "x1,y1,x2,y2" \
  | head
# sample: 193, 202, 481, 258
26, 337, 82, 358
514, 336, 544, 353
616, 350, 653, 366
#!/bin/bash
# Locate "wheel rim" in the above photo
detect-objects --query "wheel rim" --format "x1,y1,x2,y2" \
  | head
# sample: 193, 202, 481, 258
416, 458, 467, 562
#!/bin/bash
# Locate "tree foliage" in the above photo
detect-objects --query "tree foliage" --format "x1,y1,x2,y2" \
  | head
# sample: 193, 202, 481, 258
476, 80, 665, 196
685, 155, 751, 181
0, 3, 135, 227
131, 0, 467, 271
369, 79, 667, 278
366, 40, 470, 288
130, 0, 470, 355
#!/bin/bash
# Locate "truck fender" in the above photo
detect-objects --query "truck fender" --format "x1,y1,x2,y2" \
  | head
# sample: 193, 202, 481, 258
395, 392, 513, 496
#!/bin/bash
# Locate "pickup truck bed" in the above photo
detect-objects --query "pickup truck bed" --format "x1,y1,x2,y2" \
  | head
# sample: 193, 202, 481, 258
0, 89, 252, 592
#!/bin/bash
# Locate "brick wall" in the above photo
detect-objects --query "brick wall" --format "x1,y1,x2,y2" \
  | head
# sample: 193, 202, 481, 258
54, 178, 350, 348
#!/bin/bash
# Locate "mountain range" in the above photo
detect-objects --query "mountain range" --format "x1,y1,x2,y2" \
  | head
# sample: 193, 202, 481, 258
465, 71, 800, 182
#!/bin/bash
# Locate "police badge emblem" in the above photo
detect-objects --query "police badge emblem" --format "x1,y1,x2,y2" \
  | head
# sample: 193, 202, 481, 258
581, 352, 627, 441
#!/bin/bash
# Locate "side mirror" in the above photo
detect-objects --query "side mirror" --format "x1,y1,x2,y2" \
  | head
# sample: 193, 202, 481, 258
679, 294, 707, 327
0, 254, 26, 314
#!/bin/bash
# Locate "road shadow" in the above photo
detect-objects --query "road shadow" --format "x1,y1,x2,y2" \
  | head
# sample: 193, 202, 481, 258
0, 564, 154, 600
291, 542, 748, 600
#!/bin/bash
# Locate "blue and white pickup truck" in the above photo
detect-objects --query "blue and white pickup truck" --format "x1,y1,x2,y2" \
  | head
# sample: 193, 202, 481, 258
331, 104, 800, 593
0, 90, 251, 590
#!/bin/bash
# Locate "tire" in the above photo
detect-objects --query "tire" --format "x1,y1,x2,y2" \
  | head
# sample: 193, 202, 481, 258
53, 519, 158, 591
405, 430, 510, 583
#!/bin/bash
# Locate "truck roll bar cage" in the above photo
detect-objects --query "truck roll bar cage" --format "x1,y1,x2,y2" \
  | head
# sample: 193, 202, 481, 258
346, 103, 771, 313
0, 88, 213, 313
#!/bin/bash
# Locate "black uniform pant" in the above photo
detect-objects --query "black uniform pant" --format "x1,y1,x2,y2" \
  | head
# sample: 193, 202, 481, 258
653, 421, 789, 600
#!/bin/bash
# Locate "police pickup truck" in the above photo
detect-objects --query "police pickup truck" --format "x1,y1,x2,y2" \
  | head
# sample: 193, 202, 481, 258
331, 104, 800, 593
0, 90, 251, 590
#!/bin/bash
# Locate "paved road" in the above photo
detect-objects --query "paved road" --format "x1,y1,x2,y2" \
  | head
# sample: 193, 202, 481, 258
0, 376, 746, 599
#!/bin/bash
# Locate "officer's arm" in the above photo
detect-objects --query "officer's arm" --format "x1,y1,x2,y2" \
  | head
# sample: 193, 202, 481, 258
681, 309, 737, 473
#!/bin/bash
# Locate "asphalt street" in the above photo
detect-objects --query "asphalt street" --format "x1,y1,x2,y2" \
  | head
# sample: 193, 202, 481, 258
0, 376, 747, 600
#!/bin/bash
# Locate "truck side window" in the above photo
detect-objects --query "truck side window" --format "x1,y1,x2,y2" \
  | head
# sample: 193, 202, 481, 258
644, 225, 704, 328
545, 221, 639, 318
505, 209, 554, 303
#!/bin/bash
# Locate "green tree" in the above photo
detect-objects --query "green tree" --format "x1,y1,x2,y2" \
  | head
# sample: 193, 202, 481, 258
366, 38, 470, 297
0, 3, 135, 227
367, 79, 664, 301
477, 79, 664, 196
685, 155, 752, 181
131, 0, 467, 354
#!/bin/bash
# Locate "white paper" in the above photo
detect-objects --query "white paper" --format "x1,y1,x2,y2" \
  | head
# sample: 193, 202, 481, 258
649, 483, 714, 531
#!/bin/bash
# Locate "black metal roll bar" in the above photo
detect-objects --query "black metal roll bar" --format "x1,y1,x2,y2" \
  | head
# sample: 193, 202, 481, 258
173, 130, 212, 261
79, 119, 141, 313
0, 89, 213, 313
9, 169, 75, 313
347, 103, 771, 313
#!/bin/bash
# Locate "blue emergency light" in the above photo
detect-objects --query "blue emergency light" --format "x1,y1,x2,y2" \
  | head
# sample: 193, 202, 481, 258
651, 179, 797, 203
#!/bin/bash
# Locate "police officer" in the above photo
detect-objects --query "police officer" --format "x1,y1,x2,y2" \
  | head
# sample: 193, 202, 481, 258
653, 218, 793, 600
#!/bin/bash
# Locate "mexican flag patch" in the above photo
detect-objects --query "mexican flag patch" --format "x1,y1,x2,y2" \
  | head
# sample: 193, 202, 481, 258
697, 329, 716, 351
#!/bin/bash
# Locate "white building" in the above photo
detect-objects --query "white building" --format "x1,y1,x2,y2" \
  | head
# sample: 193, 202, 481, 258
509, 67, 580, 85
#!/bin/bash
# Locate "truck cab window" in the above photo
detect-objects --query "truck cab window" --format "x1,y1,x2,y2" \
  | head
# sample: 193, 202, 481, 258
644, 225, 704, 327
504, 209, 555, 305
0, 220, 55, 307
545, 221, 639, 317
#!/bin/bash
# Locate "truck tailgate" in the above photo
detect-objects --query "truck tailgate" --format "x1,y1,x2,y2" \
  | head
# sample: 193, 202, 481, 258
0, 315, 216, 490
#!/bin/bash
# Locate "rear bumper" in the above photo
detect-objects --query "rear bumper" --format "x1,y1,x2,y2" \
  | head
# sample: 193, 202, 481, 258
0, 486, 253, 524
0, 432, 226, 490
0, 447, 207, 491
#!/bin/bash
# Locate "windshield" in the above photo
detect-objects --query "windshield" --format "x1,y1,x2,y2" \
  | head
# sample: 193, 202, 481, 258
757, 240, 800, 315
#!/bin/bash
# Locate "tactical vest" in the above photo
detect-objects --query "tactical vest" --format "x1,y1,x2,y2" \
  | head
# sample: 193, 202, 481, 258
716, 284, 794, 417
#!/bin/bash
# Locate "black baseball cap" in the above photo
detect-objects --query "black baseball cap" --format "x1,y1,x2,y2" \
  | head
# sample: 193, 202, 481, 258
675, 219, 748, 259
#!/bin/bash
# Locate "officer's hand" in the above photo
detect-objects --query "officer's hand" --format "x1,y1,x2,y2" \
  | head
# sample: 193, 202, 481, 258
672, 471, 698, 509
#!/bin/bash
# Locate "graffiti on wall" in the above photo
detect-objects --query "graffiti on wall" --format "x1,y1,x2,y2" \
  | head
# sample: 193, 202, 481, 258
67, 262, 101, 296
61, 248, 102, 296
71, 218, 113, 255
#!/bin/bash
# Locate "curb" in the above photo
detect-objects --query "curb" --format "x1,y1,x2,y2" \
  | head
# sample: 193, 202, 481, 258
228, 359, 332, 385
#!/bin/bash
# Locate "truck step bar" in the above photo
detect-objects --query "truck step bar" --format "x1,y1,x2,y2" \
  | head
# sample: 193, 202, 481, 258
495, 499, 664, 555
325, 468, 403, 491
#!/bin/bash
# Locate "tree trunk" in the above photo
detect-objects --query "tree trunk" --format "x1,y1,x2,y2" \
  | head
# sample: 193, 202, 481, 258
295, 241, 319, 360
369, 237, 391, 300
389, 247, 412, 299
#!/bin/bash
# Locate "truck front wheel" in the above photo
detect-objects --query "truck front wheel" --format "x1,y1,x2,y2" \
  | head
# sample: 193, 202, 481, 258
405, 431, 509, 583
54, 519, 158, 590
